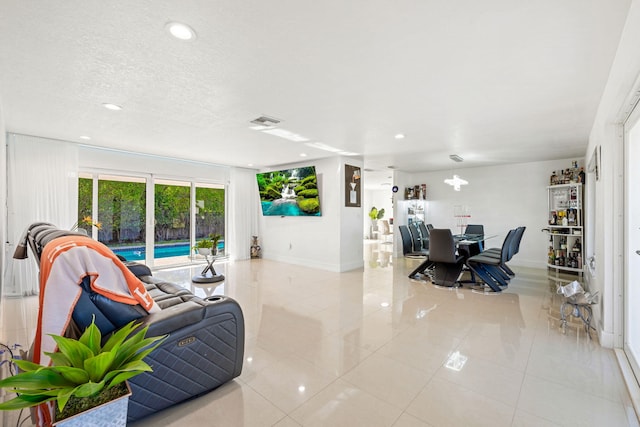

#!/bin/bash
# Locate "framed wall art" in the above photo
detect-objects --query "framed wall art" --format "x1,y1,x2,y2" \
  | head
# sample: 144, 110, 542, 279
345, 164, 361, 207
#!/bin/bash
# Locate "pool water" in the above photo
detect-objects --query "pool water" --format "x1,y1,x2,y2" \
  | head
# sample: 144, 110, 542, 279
111, 242, 224, 261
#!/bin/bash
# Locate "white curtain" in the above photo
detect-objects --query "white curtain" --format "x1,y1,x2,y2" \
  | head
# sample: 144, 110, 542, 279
4, 134, 78, 296
228, 167, 259, 261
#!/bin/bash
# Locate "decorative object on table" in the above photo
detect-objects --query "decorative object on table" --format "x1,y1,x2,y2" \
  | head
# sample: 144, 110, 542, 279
250, 236, 261, 259
208, 233, 222, 255
0, 318, 166, 426
344, 164, 361, 207
193, 237, 213, 256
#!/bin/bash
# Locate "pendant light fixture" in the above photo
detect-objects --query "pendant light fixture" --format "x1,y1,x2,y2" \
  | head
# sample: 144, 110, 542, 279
444, 154, 468, 191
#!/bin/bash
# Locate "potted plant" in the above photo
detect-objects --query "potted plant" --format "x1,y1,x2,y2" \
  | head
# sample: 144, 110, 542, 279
208, 233, 222, 255
193, 238, 214, 256
0, 318, 166, 426
368, 207, 385, 239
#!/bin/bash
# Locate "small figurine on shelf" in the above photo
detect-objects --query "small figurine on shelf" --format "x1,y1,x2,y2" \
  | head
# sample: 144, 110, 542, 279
578, 167, 585, 184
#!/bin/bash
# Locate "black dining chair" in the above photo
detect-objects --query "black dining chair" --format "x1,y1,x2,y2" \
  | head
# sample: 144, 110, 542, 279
466, 228, 517, 292
409, 223, 426, 253
481, 226, 526, 277
399, 225, 428, 258
428, 229, 465, 287
418, 222, 431, 250
464, 224, 485, 250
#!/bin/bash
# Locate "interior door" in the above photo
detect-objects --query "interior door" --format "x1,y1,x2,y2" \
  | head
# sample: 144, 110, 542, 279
624, 104, 640, 380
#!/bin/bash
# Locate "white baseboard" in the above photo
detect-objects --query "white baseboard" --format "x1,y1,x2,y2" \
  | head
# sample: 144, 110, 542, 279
614, 348, 640, 425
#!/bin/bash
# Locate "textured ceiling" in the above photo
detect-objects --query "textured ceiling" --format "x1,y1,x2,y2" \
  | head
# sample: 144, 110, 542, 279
0, 1, 631, 188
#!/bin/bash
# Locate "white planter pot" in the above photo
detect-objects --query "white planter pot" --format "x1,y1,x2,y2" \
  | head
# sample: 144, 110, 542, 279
198, 248, 212, 256
53, 382, 131, 427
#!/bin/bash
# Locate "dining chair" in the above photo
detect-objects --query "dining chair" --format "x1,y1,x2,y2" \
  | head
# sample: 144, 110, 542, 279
399, 225, 428, 258
418, 222, 431, 250
466, 228, 517, 292
378, 219, 393, 244
428, 229, 465, 287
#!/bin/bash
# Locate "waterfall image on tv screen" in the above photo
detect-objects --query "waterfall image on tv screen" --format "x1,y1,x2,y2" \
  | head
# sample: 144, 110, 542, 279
256, 166, 321, 216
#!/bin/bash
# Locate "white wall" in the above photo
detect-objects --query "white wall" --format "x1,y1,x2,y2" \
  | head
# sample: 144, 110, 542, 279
395, 158, 583, 269
586, 0, 640, 347
259, 156, 364, 272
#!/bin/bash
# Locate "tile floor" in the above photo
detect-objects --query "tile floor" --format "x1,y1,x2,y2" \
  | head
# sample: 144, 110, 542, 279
1, 241, 638, 426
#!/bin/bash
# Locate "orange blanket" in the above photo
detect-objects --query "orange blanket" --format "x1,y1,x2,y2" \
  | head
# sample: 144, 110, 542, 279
32, 235, 160, 426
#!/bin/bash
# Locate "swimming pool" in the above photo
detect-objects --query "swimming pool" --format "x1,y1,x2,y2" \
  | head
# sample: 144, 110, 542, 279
111, 242, 224, 261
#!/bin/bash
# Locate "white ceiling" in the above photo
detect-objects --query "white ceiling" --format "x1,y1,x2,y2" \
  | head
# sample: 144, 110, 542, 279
0, 1, 631, 189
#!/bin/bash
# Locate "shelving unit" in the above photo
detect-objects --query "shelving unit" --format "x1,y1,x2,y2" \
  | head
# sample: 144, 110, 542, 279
397, 199, 427, 225
545, 183, 584, 274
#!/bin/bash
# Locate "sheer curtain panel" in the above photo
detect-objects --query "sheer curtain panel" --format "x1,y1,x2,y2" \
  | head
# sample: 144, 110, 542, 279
4, 134, 78, 296
228, 167, 259, 260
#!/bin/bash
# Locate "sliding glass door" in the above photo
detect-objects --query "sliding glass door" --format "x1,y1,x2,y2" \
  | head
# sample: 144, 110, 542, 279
196, 183, 226, 256
99, 175, 147, 259
78, 172, 225, 267
624, 106, 640, 382
154, 179, 191, 266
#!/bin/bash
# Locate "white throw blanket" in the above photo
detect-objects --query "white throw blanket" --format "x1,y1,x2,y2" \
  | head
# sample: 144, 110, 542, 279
32, 235, 160, 426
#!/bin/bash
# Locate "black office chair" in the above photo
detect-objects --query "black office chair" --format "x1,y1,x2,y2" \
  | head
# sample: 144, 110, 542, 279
466, 229, 517, 292
428, 229, 465, 288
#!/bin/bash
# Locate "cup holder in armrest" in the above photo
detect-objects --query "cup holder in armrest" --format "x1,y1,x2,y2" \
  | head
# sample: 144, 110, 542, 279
204, 296, 224, 302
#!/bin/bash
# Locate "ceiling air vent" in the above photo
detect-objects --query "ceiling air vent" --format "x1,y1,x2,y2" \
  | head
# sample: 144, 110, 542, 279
250, 116, 280, 130
449, 154, 464, 162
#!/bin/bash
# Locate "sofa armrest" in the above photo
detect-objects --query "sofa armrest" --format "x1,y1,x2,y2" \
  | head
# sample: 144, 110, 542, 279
135, 300, 205, 336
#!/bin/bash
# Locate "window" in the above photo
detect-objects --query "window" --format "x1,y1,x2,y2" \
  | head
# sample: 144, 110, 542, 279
78, 172, 226, 267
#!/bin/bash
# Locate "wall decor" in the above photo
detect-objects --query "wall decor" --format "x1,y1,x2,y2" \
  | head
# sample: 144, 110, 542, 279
345, 164, 361, 207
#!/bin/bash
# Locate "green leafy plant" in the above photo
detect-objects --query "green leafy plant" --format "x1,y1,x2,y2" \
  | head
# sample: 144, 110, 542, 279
193, 238, 214, 251
369, 207, 385, 221
208, 233, 222, 250
0, 319, 166, 419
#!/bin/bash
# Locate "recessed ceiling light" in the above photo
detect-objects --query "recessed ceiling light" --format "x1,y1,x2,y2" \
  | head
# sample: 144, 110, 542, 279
300, 153, 307, 157
79, 135, 91, 140
166, 22, 197, 40
338, 151, 359, 156
247, 163, 254, 167
395, 133, 405, 139
102, 103, 122, 111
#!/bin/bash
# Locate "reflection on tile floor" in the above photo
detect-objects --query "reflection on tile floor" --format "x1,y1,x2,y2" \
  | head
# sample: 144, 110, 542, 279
1, 242, 638, 426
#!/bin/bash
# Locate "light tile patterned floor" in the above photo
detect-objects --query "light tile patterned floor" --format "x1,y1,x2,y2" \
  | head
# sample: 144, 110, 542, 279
1, 242, 638, 426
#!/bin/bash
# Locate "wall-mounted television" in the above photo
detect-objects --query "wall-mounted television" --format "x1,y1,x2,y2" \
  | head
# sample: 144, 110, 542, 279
256, 166, 321, 216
